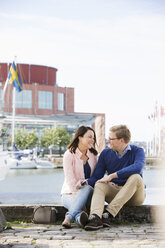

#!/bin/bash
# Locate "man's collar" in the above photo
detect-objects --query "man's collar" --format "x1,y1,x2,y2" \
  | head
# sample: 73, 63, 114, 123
114, 144, 131, 158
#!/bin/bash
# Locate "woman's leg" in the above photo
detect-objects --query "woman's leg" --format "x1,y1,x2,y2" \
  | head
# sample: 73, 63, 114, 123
61, 194, 75, 222
62, 185, 93, 226
73, 185, 93, 226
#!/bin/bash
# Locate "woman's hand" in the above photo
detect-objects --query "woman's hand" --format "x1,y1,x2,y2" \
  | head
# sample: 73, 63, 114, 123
76, 179, 83, 189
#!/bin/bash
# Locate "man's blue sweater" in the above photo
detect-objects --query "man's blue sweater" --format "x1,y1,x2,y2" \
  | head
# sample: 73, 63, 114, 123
88, 145, 145, 187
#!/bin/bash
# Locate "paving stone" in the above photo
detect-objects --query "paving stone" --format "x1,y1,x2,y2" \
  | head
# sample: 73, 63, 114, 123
0, 223, 164, 248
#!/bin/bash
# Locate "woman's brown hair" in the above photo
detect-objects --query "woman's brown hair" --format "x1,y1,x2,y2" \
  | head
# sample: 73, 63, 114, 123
67, 126, 98, 155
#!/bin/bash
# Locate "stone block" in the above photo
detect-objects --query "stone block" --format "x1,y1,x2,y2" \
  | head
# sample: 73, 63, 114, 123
0, 208, 6, 232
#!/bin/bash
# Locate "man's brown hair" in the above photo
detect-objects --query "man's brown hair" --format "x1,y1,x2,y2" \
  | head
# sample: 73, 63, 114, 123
110, 125, 131, 143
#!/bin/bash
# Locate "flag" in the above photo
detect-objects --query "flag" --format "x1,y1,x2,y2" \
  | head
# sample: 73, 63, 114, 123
7, 61, 23, 92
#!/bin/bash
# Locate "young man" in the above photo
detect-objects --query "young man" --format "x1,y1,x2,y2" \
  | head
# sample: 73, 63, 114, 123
85, 125, 146, 231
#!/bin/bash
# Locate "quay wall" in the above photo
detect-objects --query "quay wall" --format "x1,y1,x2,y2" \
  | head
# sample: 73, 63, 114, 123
53, 156, 163, 168
0, 204, 162, 224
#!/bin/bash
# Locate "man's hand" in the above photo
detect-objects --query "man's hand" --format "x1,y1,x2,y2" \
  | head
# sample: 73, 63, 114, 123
97, 172, 117, 183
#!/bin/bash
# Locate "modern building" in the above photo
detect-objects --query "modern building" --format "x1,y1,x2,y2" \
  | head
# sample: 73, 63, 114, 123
0, 62, 105, 151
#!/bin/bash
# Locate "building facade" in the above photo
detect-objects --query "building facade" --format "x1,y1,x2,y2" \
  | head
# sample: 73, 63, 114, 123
0, 63, 105, 151
0, 63, 74, 115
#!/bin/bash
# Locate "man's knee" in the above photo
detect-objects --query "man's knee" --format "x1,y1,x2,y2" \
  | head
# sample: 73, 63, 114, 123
94, 182, 107, 192
127, 174, 143, 184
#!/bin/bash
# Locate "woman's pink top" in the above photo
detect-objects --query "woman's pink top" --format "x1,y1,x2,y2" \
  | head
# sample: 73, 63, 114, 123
61, 148, 97, 195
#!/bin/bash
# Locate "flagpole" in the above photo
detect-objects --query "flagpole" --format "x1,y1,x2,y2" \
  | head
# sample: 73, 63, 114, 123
11, 56, 17, 148
12, 87, 16, 147
3, 57, 22, 149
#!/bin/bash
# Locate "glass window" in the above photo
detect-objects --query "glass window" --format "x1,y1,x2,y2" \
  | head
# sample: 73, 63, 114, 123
15, 90, 32, 108
38, 91, 53, 110
58, 93, 65, 111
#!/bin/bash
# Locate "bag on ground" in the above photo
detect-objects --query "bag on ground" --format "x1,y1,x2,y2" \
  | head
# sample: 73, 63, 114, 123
32, 206, 57, 224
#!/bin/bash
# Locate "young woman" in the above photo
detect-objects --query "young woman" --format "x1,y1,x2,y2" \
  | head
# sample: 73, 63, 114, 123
61, 126, 98, 228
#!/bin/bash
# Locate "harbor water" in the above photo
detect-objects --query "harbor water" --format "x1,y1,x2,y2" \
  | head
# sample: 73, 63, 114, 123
0, 167, 165, 205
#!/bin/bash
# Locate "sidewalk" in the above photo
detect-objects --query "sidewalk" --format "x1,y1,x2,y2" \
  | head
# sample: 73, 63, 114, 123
0, 223, 165, 248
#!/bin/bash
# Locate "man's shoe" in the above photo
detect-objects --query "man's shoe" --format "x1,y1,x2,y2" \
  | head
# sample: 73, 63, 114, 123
62, 216, 71, 228
78, 211, 88, 228
102, 211, 111, 227
84, 214, 103, 231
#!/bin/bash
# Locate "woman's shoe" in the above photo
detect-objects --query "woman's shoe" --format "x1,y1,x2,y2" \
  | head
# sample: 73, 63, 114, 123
62, 216, 71, 228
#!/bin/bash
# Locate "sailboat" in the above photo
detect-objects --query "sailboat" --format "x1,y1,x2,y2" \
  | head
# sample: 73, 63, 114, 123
6, 142, 36, 169
8, 156, 37, 169
34, 157, 57, 169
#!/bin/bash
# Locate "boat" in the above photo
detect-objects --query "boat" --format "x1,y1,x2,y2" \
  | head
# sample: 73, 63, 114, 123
8, 155, 37, 169
0, 151, 10, 180
35, 158, 57, 169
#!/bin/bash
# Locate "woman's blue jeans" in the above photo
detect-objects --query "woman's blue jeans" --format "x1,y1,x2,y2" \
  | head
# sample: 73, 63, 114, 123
61, 185, 93, 226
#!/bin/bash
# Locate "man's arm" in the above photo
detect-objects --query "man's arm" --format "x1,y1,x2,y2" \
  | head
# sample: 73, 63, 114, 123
87, 150, 107, 187
97, 147, 145, 184
116, 147, 145, 179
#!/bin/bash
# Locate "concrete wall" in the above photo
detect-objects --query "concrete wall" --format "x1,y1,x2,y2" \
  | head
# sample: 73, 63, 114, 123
0, 204, 161, 224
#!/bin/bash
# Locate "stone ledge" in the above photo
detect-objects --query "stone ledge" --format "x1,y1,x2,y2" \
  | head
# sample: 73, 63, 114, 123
0, 204, 163, 223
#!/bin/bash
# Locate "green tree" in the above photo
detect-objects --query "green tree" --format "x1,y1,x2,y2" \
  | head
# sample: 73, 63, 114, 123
40, 128, 56, 148
40, 126, 70, 155
14, 128, 38, 149
54, 127, 71, 155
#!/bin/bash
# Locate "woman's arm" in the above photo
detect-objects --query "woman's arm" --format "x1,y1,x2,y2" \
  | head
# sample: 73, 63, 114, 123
63, 151, 77, 193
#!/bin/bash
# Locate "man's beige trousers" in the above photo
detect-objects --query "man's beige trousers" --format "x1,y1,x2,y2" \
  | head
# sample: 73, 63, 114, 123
90, 174, 146, 218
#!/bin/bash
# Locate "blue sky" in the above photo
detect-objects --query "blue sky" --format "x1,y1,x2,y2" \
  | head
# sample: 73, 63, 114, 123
0, 0, 165, 141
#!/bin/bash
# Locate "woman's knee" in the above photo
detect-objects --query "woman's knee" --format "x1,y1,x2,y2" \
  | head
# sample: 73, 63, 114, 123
81, 184, 93, 194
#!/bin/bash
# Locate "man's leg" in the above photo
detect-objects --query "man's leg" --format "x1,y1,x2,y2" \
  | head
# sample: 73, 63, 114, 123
90, 182, 120, 218
106, 174, 146, 217
85, 182, 119, 230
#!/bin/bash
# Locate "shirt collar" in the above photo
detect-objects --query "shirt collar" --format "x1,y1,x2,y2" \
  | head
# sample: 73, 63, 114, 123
115, 144, 131, 158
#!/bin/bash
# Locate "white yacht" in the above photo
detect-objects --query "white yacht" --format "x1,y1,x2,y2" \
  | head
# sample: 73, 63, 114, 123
35, 158, 57, 169
8, 156, 37, 169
